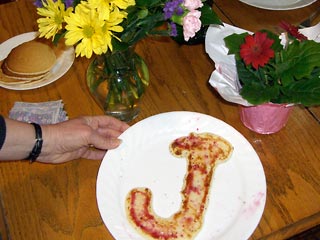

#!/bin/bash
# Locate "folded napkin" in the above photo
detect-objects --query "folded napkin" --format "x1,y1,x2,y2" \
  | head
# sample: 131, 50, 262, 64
9, 100, 68, 124
205, 22, 320, 106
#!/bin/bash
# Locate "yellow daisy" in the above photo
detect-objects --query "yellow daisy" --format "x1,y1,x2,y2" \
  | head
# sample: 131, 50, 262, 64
64, 1, 126, 58
37, 0, 72, 39
111, 0, 135, 10
87, 0, 111, 21
101, 7, 127, 51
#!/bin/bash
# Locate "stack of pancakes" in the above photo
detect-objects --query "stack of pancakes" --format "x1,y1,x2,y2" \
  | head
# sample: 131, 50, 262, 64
0, 39, 58, 86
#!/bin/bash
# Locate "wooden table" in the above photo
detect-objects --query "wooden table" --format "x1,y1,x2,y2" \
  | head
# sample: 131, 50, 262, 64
0, 1, 319, 240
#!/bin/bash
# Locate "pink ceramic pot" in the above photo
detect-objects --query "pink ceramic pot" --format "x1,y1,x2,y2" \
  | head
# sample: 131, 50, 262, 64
239, 103, 293, 134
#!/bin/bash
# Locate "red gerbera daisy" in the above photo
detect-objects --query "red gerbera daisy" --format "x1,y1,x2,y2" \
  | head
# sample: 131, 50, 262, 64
240, 32, 275, 70
279, 21, 307, 41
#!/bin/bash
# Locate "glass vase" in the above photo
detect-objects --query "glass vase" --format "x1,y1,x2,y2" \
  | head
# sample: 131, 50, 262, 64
86, 47, 149, 122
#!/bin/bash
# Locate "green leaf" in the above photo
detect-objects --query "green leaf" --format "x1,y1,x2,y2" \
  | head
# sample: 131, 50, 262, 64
136, 0, 162, 7
71, 0, 81, 8
200, 4, 222, 25
240, 80, 280, 105
149, 28, 171, 36
111, 38, 130, 52
224, 33, 247, 57
137, 9, 149, 19
236, 60, 280, 104
120, 8, 165, 45
280, 71, 320, 106
280, 40, 320, 85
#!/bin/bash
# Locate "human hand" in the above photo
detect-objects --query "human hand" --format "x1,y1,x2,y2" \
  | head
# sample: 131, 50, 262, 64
38, 116, 129, 164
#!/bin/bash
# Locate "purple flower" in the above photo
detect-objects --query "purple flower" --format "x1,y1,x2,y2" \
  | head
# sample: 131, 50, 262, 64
169, 22, 178, 37
176, 6, 184, 15
64, 0, 74, 8
33, 0, 74, 8
163, 0, 184, 20
33, 0, 44, 7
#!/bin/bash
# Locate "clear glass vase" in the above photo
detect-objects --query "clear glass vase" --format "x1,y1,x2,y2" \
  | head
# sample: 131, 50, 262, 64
86, 47, 149, 122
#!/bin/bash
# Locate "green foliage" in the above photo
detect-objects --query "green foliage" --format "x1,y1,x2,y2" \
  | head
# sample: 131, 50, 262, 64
280, 67, 320, 105
200, 4, 222, 25
224, 33, 247, 57
113, 1, 167, 50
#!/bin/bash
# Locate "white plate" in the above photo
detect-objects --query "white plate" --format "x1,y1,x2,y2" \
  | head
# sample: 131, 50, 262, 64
0, 32, 74, 90
239, 0, 317, 10
96, 111, 267, 240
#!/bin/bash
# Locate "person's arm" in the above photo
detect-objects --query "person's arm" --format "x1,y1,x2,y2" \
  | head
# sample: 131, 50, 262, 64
0, 117, 36, 160
0, 115, 7, 150
0, 116, 129, 163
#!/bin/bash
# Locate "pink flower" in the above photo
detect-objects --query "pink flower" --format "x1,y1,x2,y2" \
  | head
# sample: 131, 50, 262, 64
183, 10, 202, 41
183, 0, 203, 11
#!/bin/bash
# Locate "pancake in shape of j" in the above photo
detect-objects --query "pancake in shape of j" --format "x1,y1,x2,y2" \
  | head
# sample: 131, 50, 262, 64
125, 132, 234, 240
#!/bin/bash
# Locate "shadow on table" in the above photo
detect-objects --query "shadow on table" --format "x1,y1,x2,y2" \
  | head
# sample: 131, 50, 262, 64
287, 225, 320, 240
0, 0, 16, 4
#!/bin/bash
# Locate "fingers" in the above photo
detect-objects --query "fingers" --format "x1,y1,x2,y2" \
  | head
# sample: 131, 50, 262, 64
85, 115, 130, 132
84, 116, 129, 149
89, 131, 123, 150
97, 127, 125, 138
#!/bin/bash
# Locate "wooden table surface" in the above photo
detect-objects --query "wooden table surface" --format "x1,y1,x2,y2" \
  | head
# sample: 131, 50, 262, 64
0, 1, 319, 240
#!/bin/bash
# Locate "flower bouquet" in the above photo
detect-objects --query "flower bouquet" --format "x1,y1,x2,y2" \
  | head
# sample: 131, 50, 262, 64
35, 0, 221, 58
34, 0, 221, 121
205, 22, 320, 133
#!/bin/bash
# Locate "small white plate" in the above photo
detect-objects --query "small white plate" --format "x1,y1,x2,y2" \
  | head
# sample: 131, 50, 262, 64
0, 32, 75, 90
96, 111, 267, 240
239, 0, 317, 10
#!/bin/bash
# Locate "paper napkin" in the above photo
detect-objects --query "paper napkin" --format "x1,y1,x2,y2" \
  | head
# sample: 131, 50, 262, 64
9, 100, 68, 124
